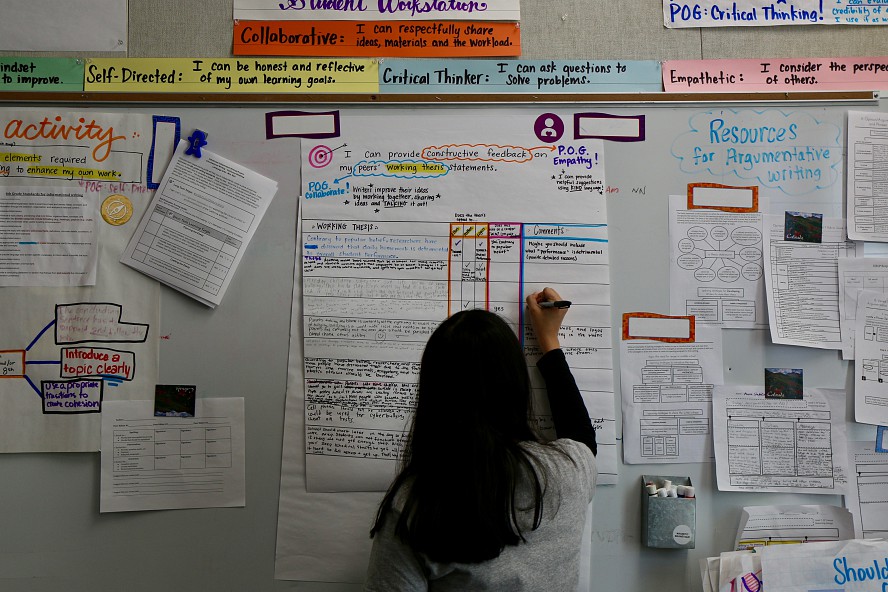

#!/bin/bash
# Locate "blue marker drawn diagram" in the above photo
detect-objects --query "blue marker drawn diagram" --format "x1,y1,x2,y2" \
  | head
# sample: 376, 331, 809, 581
671, 109, 842, 196
0, 302, 148, 415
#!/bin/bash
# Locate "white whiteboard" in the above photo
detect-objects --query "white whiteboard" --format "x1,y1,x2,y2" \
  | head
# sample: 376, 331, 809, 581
1, 97, 882, 592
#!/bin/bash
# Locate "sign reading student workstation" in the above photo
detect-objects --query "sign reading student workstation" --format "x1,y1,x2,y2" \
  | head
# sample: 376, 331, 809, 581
83, 58, 378, 93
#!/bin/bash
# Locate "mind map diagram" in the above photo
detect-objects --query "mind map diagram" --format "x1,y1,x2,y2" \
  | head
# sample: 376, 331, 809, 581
1, 302, 148, 414
675, 223, 763, 324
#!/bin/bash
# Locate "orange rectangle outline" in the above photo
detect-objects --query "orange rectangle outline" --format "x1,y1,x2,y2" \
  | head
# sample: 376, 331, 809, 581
687, 183, 758, 213
621, 313, 695, 343
233, 20, 520, 58
0, 349, 26, 378
447, 222, 491, 317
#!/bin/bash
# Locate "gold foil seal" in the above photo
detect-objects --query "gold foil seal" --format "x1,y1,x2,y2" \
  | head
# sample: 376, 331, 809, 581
101, 194, 133, 226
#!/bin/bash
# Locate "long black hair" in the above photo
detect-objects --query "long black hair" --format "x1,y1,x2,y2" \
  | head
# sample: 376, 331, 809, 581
370, 309, 548, 563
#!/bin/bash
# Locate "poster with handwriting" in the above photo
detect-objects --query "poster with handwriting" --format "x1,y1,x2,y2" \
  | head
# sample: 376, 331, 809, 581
664, 0, 888, 27
234, 20, 520, 56
0, 108, 161, 452
235, 0, 520, 21
292, 107, 617, 492
664, 57, 888, 92
0, 58, 83, 92
84, 58, 377, 93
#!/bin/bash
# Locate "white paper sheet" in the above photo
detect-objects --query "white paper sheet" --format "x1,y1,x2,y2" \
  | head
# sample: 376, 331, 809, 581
100, 398, 245, 512
847, 111, 888, 242
0, 108, 160, 453
234, 0, 520, 21
121, 140, 278, 308
713, 386, 849, 494
299, 108, 615, 492
0, 187, 97, 286
735, 505, 854, 550
763, 214, 860, 349
845, 441, 888, 539
701, 557, 719, 592
620, 326, 723, 464
838, 258, 888, 360
854, 290, 888, 425
761, 538, 888, 592
668, 194, 766, 328
0, 0, 126, 51
718, 550, 760, 592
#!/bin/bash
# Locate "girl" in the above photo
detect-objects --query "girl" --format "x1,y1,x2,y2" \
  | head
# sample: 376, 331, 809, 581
365, 287, 598, 591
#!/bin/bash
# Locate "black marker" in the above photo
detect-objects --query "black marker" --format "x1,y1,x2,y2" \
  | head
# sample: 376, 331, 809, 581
539, 300, 571, 309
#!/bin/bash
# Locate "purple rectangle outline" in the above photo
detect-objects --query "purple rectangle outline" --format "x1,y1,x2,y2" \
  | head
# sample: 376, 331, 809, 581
574, 113, 645, 142
265, 110, 340, 139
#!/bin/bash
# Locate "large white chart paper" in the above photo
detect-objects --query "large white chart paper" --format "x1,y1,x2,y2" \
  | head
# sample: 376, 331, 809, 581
762, 539, 888, 592
121, 140, 278, 307
763, 215, 860, 349
845, 441, 888, 539
100, 398, 246, 512
297, 108, 615, 492
734, 505, 854, 550
0, 108, 160, 453
620, 326, 723, 464
847, 111, 888, 242
668, 194, 766, 328
838, 258, 888, 360
854, 290, 888, 425
713, 386, 849, 494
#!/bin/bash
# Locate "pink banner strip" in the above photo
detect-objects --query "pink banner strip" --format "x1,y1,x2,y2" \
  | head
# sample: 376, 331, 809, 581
664, 57, 888, 92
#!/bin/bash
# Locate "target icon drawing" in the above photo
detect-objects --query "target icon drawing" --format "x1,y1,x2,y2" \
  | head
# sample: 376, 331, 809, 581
308, 145, 334, 168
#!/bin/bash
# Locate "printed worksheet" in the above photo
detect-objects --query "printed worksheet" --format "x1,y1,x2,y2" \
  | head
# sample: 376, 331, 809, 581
296, 108, 615, 492
734, 505, 854, 550
121, 140, 278, 307
713, 386, 849, 494
763, 215, 860, 349
620, 326, 722, 464
669, 194, 766, 328
100, 398, 245, 512
838, 258, 888, 360
0, 187, 98, 286
854, 290, 888, 425
845, 441, 888, 539
847, 111, 888, 242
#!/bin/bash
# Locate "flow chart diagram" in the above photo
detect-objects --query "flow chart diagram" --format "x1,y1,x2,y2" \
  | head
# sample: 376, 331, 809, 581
1, 302, 148, 415
634, 358, 712, 459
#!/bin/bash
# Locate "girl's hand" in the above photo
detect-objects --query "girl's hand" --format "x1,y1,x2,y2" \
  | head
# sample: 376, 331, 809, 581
525, 287, 568, 354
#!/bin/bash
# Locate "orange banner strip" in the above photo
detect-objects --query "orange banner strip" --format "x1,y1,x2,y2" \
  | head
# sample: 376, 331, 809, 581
234, 21, 520, 58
